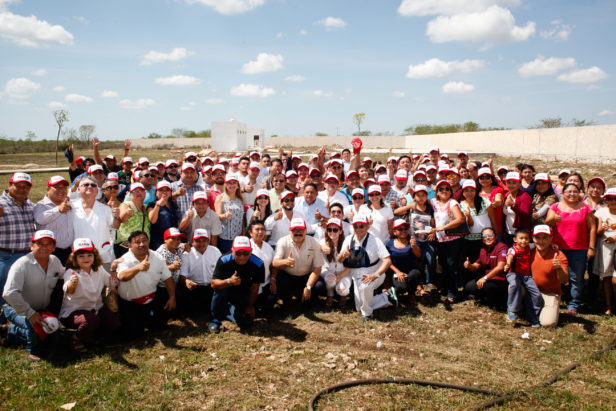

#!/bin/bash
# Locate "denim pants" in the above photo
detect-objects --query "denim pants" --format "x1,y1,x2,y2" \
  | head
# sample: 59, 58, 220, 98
3, 305, 59, 356
418, 241, 436, 286
506, 273, 542, 322
561, 249, 588, 311
0, 251, 28, 309
437, 239, 462, 299
209, 287, 252, 328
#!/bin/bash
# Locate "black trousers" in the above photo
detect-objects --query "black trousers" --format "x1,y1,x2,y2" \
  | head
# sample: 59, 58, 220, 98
464, 278, 508, 309
392, 268, 422, 295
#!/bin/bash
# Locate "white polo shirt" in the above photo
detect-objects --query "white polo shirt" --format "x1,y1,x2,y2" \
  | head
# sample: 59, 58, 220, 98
180, 246, 221, 286
117, 250, 171, 301
72, 199, 114, 263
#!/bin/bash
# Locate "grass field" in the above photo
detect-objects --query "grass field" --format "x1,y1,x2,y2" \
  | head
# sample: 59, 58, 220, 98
1, 147, 615, 410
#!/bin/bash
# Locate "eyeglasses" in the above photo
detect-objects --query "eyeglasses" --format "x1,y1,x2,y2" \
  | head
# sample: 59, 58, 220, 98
330, 209, 343, 214
274, 179, 286, 183
141, 173, 152, 178
332, 165, 342, 169
282, 198, 295, 203
257, 196, 269, 200
311, 174, 322, 178
354, 224, 367, 229
81, 183, 97, 188
446, 174, 458, 180
213, 172, 225, 177
167, 165, 178, 169
368, 193, 380, 197
414, 178, 427, 183
437, 187, 451, 192
235, 251, 251, 257
482, 233, 495, 238
606, 197, 616, 201
186, 157, 197, 162
479, 175, 491, 180
104, 186, 119, 190
326, 228, 340, 233
352, 196, 365, 200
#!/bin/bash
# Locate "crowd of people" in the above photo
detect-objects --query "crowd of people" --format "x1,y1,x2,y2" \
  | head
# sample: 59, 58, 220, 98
0, 139, 613, 362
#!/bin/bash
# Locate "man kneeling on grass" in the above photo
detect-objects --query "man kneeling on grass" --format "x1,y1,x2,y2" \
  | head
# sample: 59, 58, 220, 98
209, 237, 264, 334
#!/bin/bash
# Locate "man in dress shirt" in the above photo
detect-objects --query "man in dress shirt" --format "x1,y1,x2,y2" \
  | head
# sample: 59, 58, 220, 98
179, 229, 222, 317
33, 176, 74, 264
293, 183, 328, 235
264, 191, 306, 248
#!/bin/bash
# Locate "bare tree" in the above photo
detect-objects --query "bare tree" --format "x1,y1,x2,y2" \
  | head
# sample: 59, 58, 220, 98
54, 110, 69, 165
79, 125, 96, 143
353, 113, 365, 135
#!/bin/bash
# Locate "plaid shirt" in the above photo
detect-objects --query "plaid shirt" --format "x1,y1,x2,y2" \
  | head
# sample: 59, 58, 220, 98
171, 181, 206, 218
384, 188, 402, 208
0, 191, 35, 250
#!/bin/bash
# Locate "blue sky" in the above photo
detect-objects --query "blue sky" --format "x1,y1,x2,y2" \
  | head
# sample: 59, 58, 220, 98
1, 0, 615, 140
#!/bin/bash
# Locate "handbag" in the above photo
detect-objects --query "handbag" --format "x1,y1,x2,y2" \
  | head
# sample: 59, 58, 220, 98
444, 201, 469, 237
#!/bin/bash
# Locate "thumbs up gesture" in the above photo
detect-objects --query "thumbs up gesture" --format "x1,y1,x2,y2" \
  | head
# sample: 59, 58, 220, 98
139, 254, 150, 272
170, 256, 181, 271
59, 197, 71, 213
70, 270, 79, 286
274, 208, 283, 221
315, 208, 322, 221
287, 251, 295, 268
463, 257, 471, 270
552, 252, 561, 269
229, 270, 241, 286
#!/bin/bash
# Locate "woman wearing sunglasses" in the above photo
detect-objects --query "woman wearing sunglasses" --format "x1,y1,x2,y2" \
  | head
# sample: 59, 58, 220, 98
319, 218, 351, 307
148, 181, 180, 250
431, 180, 465, 304
476, 168, 504, 240
246, 189, 273, 225
214, 174, 246, 253
358, 185, 394, 244
345, 188, 366, 222
385, 219, 423, 304
114, 183, 151, 259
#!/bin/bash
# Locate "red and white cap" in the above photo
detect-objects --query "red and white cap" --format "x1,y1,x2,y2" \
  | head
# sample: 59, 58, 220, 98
374, 164, 387, 173
310, 154, 319, 161
232, 236, 252, 251
425, 164, 437, 172
280, 190, 296, 200
192, 228, 209, 240
393, 219, 410, 229
364, 178, 376, 185
249, 151, 261, 159
231, 157, 240, 165
533, 225, 552, 236
394, 169, 408, 181
122, 156, 133, 164
87, 165, 104, 174
202, 156, 214, 164
225, 173, 239, 183
192, 191, 208, 202
104, 154, 116, 161
105, 172, 118, 181
327, 218, 342, 229
289, 218, 306, 231
497, 166, 509, 173
212, 164, 226, 173
435, 180, 451, 189
132, 170, 142, 180
156, 181, 172, 191
387, 156, 398, 163
165, 159, 178, 168
234, 152, 242, 158
47, 175, 69, 187
148, 166, 158, 173
164, 227, 186, 240
72, 237, 94, 252
429, 146, 439, 153
481, 162, 490, 168
505, 171, 521, 181
345, 170, 359, 179
367, 185, 382, 195
477, 167, 492, 177
129, 183, 145, 192
202, 165, 213, 174
155, 161, 164, 167
218, 157, 229, 164
138, 157, 149, 165
309, 167, 322, 176
418, 164, 427, 171
75, 156, 85, 164
413, 170, 426, 179
603, 188, 616, 198
181, 163, 196, 172
413, 184, 428, 194
440, 154, 449, 160
285, 170, 298, 178
558, 169, 570, 176
329, 158, 343, 166
184, 151, 198, 160
588, 177, 606, 188
458, 151, 468, 157
291, 154, 301, 161
351, 188, 365, 197
330, 152, 341, 159
297, 162, 309, 170
462, 180, 477, 190
256, 188, 270, 198
412, 154, 420, 160
447, 167, 460, 176
377, 175, 391, 184
324, 173, 339, 183
32, 230, 56, 243
362, 156, 372, 164
534, 173, 550, 182
248, 161, 261, 170
351, 215, 369, 225
422, 157, 431, 164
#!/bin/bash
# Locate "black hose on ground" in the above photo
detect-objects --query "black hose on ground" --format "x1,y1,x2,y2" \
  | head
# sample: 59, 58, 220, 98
308, 340, 616, 411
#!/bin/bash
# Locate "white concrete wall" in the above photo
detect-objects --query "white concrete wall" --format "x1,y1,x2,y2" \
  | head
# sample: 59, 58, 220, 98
211, 120, 247, 152
247, 127, 265, 148
130, 137, 211, 148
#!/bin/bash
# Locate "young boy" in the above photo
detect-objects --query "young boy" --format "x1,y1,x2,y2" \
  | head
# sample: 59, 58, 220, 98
504, 228, 542, 326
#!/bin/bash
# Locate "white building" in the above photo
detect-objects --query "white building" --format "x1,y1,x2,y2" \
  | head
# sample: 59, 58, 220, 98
211, 119, 265, 152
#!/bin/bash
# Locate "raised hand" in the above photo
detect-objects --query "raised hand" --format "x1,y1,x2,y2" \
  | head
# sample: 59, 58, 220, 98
287, 251, 295, 268
139, 254, 150, 272
170, 256, 181, 271
229, 271, 241, 286
58, 197, 71, 213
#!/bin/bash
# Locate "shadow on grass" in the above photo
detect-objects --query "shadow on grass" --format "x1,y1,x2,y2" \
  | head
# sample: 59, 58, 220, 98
559, 313, 597, 334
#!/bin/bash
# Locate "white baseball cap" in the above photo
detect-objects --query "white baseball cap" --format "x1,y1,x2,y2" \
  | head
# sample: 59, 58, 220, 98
72, 238, 94, 253
533, 225, 552, 236
32, 230, 56, 243
156, 181, 172, 191
129, 183, 145, 192
47, 175, 69, 187
192, 228, 209, 240
232, 236, 252, 251
289, 218, 306, 231
192, 191, 208, 202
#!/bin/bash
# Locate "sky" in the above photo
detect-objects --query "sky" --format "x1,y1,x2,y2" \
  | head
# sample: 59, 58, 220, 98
1, 0, 615, 140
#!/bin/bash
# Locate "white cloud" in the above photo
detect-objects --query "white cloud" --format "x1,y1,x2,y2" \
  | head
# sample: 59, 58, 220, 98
140, 47, 194, 65
155, 75, 202, 86
284, 75, 306, 82
101, 90, 118, 98
119, 98, 156, 109
240, 53, 284, 74
3, 77, 40, 99
48, 101, 67, 109
518, 55, 577, 77
184, 0, 265, 15
557, 67, 608, 84
180, 106, 192, 111
230, 83, 275, 98
442, 81, 475, 94
426, 6, 535, 45
205, 98, 223, 104
598, 109, 614, 116
299, 29, 308, 36
73, 16, 89, 24
276, 32, 286, 39
540, 20, 573, 41
315, 17, 347, 29
406, 58, 485, 79
0, 10, 74, 47
31, 68, 46, 76
65, 93, 93, 103
397, 0, 520, 16
52, 85, 65, 92
188, 101, 197, 106
313, 90, 334, 98
392, 91, 405, 98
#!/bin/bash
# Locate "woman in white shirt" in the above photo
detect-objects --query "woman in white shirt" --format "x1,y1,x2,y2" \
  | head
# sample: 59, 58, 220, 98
60, 238, 120, 352
358, 185, 394, 244
318, 218, 351, 307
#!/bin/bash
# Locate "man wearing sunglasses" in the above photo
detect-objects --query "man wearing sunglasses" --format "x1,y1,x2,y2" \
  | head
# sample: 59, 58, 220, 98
163, 160, 180, 183
264, 191, 306, 247
209, 236, 264, 334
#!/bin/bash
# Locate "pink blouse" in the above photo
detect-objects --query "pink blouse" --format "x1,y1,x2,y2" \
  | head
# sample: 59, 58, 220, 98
550, 202, 592, 250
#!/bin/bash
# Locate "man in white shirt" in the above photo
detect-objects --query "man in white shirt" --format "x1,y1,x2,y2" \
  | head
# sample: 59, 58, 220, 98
116, 230, 176, 339
294, 183, 328, 235
179, 191, 222, 246
264, 191, 306, 247
179, 229, 222, 316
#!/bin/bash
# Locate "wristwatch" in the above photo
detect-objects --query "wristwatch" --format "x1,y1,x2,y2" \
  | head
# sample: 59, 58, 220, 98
227, 278, 232, 286
305, 285, 311, 290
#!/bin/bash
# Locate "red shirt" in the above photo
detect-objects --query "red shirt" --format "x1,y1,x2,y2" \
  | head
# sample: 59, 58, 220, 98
508, 244, 531, 275
475, 242, 508, 281
531, 248, 568, 295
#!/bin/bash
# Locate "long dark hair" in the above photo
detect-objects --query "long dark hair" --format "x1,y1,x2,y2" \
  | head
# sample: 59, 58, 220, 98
251, 194, 272, 220
413, 190, 434, 216
464, 186, 486, 214
325, 225, 345, 262
475, 174, 499, 188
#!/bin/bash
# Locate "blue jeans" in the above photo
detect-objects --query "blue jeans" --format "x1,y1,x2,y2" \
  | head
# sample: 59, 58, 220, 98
418, 241, 437, 286
3, 305, 59, 356
210, 287, 252, 328
437, 239, 462, 299
561, 249, 588, 311
0, 251, 27, 307
506, 273, 542, 323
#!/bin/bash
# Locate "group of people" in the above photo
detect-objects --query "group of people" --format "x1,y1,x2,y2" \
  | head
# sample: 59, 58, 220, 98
0, 140, 613, 362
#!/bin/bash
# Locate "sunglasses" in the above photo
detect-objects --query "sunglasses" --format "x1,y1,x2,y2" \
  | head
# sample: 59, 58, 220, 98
368, 192, 381, 197
311, 174, 322, 178
479, 175, 491, 180
437, 187, 451, 192
291, 229, 305, 233
186, 157, 197, 162
352, 196, 364, 200
482, 233, 495, 238
326, 228, 340, 233
354, 224, 367, 229
330, 209, 343, 214
414, 178, 427, 182
282, 198, 295, 203
167, 165, 178, 169
395, 227, 409, 231
274, 179, 286, 183
257, 196, 269, 200
141, 173, 153, 178
446, 174, 458, 179
235, 251, 251, 257
81, 183, 97, 188
332, 165, 343, 169
104, 186, 119, 190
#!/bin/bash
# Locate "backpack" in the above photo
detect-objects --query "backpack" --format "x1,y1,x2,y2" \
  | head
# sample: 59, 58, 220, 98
343, 233, 376, 268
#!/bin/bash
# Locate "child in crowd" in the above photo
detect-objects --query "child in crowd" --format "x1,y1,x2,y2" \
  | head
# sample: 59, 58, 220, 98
593, 188, 616, 315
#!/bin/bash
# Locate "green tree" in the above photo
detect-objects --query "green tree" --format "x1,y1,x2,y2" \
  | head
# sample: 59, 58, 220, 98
353, 113, 365, 135
53, 109, 69, 165
25, 131, 36, 140
571, 118, 595, 127
315, 132, 328, 136
147, 132, 162, 139
171, 128, 185, 138
534, 117, 562, 128
463, 121, 479, 132
196, 129, 211, 137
